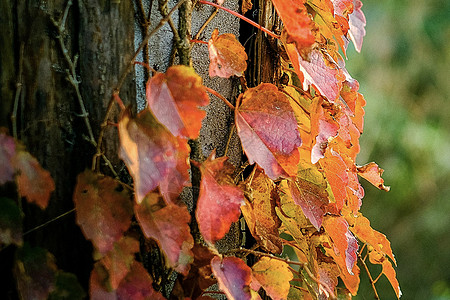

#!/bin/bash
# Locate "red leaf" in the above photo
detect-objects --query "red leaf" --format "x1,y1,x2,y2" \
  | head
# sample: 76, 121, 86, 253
285, 45, 344, 102
0, 132, 16, 184
357, 162, 390, 191
310, 97, 339, 164
100, 236, 140, 290
14, 244, 58, 300
135, 191, 193, 275
208, 28, 248, 78
288, 168, 329, 230
73, 170, 133, 254
146, 65, 209, 139
251, 257, 293, 300
118, 108, 190, 204
348, 0, 366, 52
116, 261, 166, 300
196, 152, 244, 243
211, 256, 252, 300
323, 216, 358, 274
235, 83, 302, 179
13, 150, 55, 209
272, 0, 315, 49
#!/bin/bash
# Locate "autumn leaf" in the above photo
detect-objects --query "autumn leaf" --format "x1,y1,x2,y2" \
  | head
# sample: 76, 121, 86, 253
211, 256, 252, 300
13, 150, 55, 209
323, 216, 358, 275
208, 28, 248, 78
146, 65, 209, 139
241, 168, 283, 253
135, 191, 193, 275
0, 131, 16, 184
100, 236, 140, 290
357, 162, 390, 191
235, 83, 302, 179
348, 0, 366, 52
288, 165, 329, 230
272, 0, 315, 49
0, 197, 23, 246
118, 108, 190, 204
241, 0, 252, 14
285, 44, 345, 102
196, 151, 244, 243
320, 148, 348, 211
381, 259, 401, 298
14, 244, 58, 300
73, 170, 133, 254
251, 257, 293, 300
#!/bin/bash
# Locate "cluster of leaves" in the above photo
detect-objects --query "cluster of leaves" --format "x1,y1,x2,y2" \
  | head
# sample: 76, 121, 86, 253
0, 0, 401, 299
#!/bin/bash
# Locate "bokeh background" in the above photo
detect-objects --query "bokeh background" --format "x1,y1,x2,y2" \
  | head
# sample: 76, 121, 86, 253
345, 0, 450, 298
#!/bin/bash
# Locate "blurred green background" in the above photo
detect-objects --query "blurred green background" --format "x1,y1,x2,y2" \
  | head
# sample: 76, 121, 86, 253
345, 0, 450, 299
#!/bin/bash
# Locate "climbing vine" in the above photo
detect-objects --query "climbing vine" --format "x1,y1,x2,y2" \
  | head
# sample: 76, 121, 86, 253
0, 0, 400, 299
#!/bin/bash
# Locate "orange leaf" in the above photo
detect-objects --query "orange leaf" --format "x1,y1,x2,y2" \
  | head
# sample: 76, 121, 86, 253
146, 65, 209, 139
272, 0, 315, 49
196, 152, 244, 243
320, 149, 348, 211
135, 191, 194, 275
118, 108, 190, 204
13, 150, 55, 209
100, 236, 140, 290
208, 29, 248, 78
323, 216, 358, 275
211, 256, 252, 300
241, 0, 252, 14
357, 162, 390, 191
73, 170, 133, 254
241, 168, 282, 253
251, 257, 293, 300
381, 259, 402, 298
235, 83, 302, 179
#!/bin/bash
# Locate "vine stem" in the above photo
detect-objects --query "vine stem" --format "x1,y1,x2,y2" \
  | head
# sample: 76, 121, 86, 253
23, 209, 76, 236
205, 87, 235, 110
358, 250, 380, 299
198, 0, 280, 40
93, 0, 188, 170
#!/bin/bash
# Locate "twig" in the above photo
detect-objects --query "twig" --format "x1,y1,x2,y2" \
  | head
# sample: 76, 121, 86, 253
358, 252, 380, 299
205, 87, 235, 110
12, 43, 24, 140
198, 0, 280, 40
224, 124, 235, 157
23, 208, 76, 236
193, 7, 219, 41
93, 0, 188, 170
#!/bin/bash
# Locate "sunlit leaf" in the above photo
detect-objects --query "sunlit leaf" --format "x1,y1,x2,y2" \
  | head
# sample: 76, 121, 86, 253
0, 131, 16, 184
348, 0, 366, 52
381, 259, 401, 298
14, 244, 58, 300
211, 256, 252, 300
196, 152, 244, 243
323, 216, 358, 274
14, 150, 55, 209
73, 170, 133, 254
320, 148, 348, 211
241, 0, 252, 14
251, 257, 293, 300
135, 191, 193, 275
357, 162, 390, 191
0, 197, 22, 246
208, 28, 248, 78
241, 168, 283, 253
118, 108, 190, 204
146, 65, 209, 139
272, 0, 315, 49
235, 83, 302, 179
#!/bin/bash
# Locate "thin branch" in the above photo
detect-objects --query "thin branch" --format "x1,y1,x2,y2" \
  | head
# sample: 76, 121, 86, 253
205, 87, 235, 110
23, 209, 76, 236
358, 252, 380, 299
198, 0, 280, 40
194, 7, 219, 41
224, 124, 235, 157
12, 43, 24, 140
